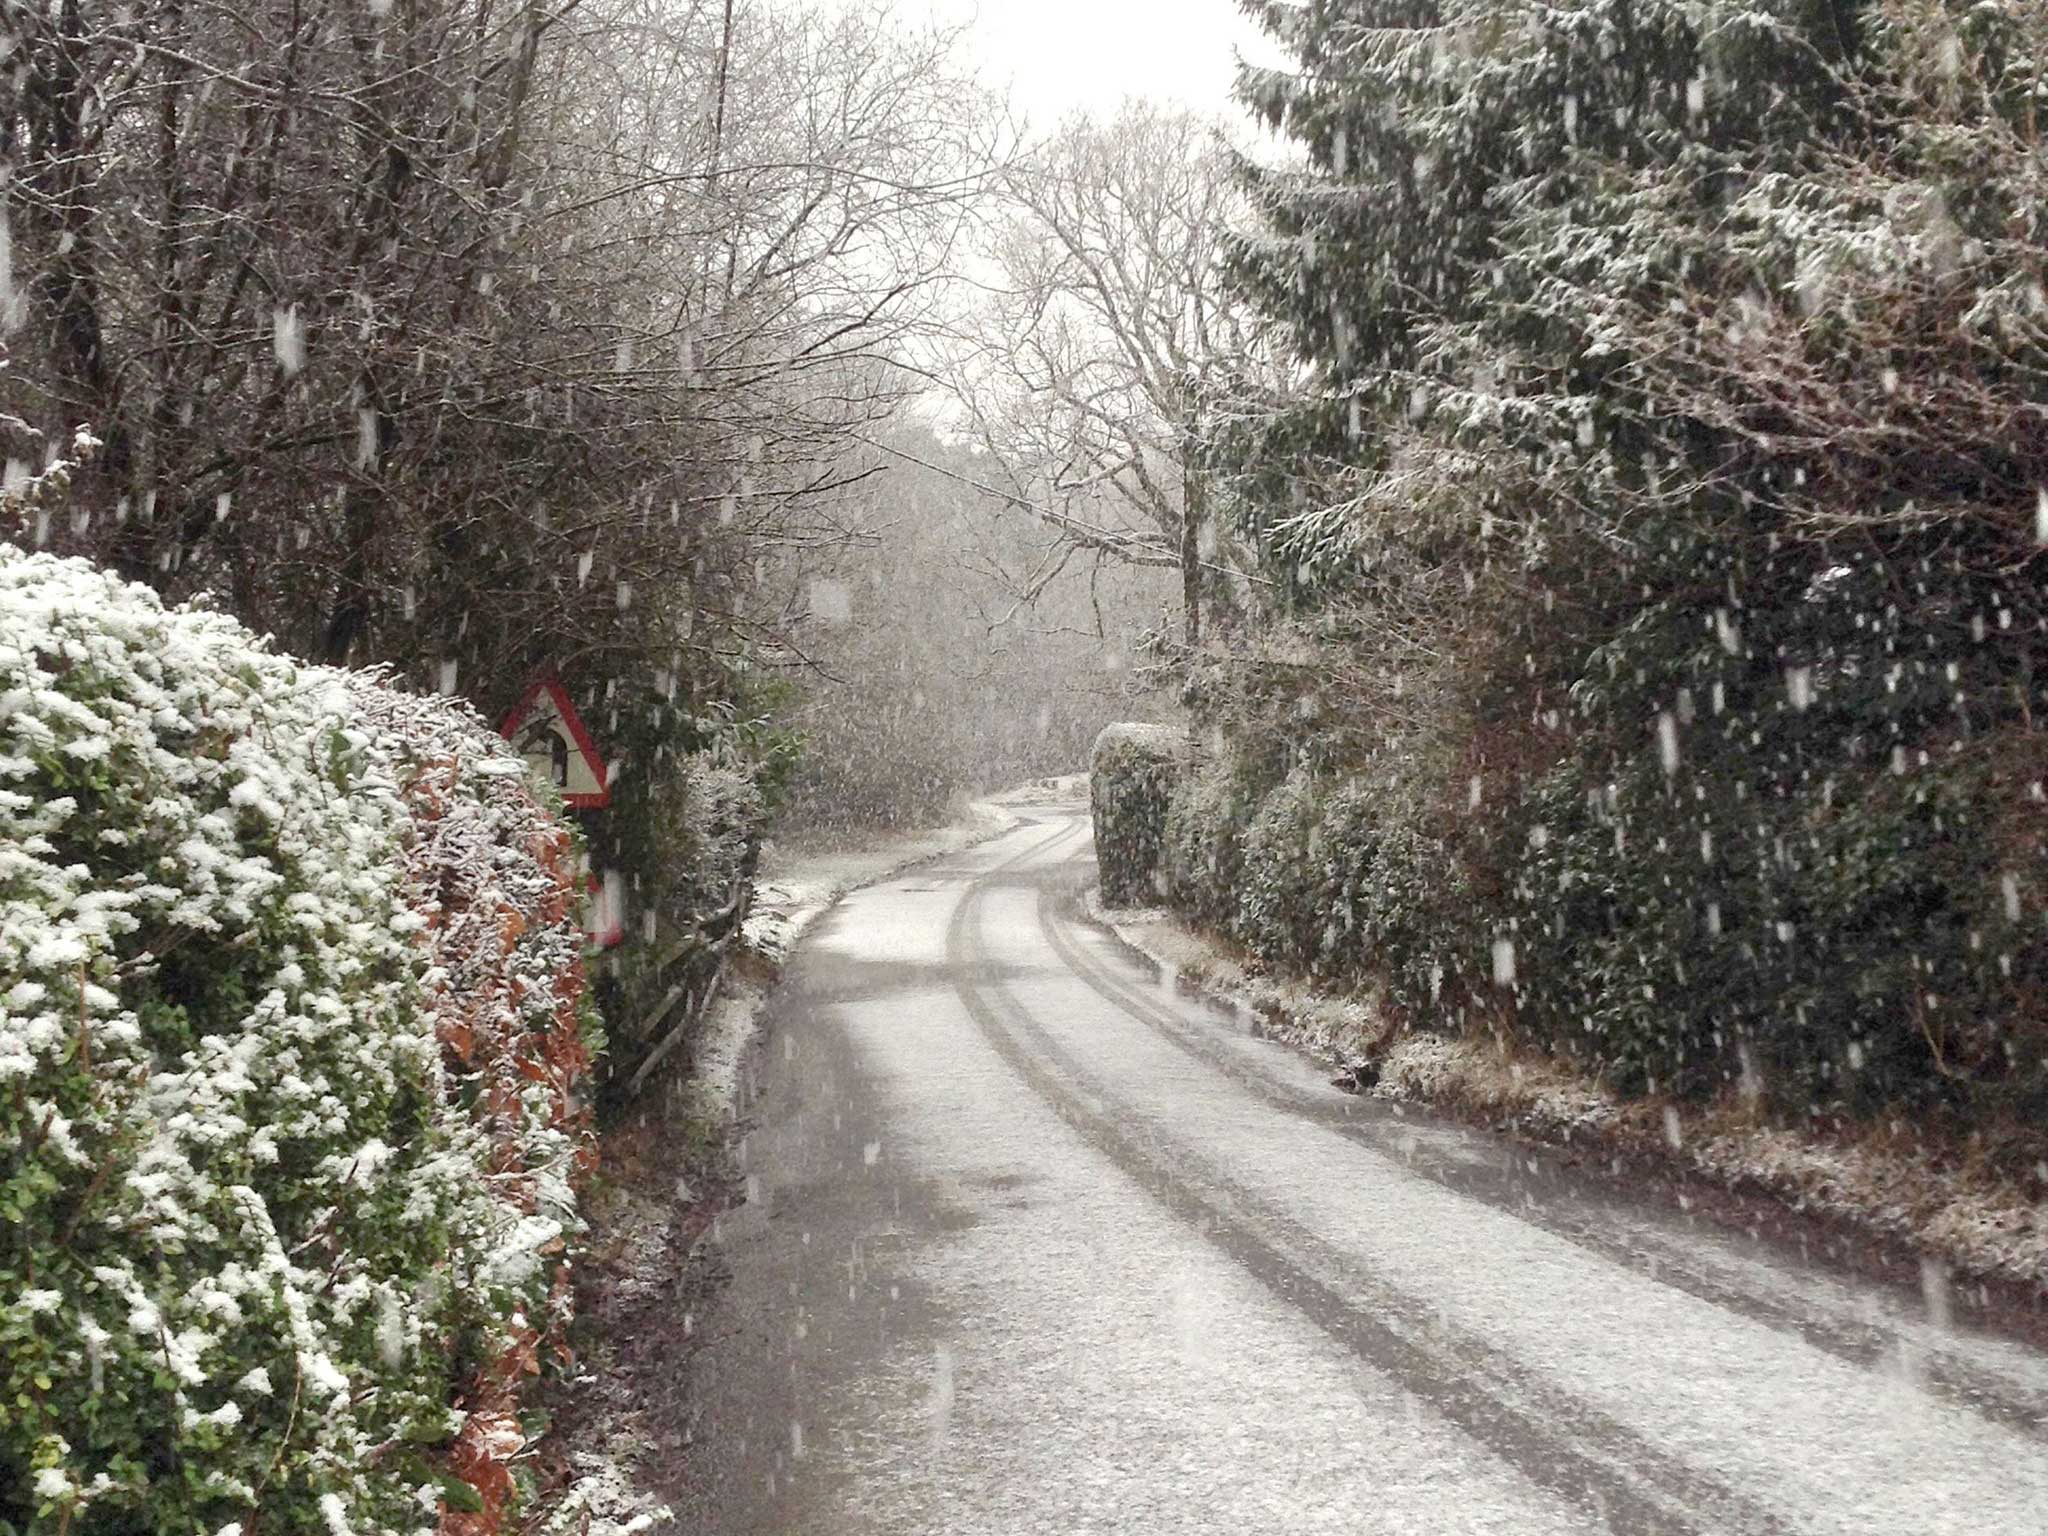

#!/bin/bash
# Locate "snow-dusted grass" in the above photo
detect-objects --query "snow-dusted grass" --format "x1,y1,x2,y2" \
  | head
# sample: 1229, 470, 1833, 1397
1088, 898, 1380, 1065
0, 548, 593, 1536
1090, 895, 2048, 1293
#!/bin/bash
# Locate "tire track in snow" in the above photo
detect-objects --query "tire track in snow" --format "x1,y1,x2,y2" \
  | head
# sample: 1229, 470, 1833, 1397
946, 864, 1779, 1536
920, 811, 1088, 883
1035, 871, 2048, 1440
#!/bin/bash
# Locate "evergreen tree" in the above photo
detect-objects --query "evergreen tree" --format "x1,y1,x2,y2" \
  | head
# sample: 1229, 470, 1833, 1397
1193, 0, 2048, 1119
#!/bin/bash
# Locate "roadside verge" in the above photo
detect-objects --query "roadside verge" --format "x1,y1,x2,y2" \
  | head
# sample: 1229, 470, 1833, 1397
1087, 896, 2048, 1312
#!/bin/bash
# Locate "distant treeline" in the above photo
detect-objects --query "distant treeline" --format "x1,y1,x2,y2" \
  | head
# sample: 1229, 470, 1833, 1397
775, 429, 1173, 832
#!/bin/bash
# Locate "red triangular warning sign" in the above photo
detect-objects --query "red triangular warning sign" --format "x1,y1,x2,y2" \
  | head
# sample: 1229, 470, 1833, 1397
500, 676, 610, 809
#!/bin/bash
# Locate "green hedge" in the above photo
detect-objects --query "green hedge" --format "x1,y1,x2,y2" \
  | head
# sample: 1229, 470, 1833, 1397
0, 549, 593, 1536
1158, 757, 1247, 932
1171, 754, 1470, 1021
1486, 571, 2048, 1113
1089, 724, 1187, 907
1159, 564, 2048, 1122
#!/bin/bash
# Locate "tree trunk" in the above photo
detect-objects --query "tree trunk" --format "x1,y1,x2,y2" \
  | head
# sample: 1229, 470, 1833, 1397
1180, 462, 1203, 649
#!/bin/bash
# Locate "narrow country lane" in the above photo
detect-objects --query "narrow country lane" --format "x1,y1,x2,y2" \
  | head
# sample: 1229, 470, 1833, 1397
670, 805, 2048, 1535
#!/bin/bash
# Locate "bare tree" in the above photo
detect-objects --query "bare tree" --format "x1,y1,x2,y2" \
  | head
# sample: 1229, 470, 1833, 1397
943, 100, 1269, 648
771, 422, 1175, 830
0, 0, 1011, 1065
0, 0, 1003, 701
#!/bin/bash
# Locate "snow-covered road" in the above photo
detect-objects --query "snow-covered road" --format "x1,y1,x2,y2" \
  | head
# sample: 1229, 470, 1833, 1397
672, 807, 2048, 1534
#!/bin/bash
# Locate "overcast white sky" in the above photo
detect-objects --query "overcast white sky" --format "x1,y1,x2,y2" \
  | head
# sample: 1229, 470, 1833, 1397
915, 0, 1281, 129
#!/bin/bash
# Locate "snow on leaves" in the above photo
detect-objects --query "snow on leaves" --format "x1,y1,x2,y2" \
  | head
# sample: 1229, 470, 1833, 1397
0, 548, 594, 1536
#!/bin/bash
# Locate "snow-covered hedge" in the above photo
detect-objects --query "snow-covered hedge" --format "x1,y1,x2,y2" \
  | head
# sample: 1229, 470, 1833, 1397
0, 549, 594, 1536
662, 749, 765, 933
1089, 723, 1187, 907
1158, 755, 1247, 933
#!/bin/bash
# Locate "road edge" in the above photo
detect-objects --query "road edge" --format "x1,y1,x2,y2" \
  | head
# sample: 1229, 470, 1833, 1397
1081, 892, 2048, 1320
524, 793, 1046, 1535
692, 795, 1033, 1122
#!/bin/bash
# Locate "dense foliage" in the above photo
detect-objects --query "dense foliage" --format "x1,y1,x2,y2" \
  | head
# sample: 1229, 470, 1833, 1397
1091, 724, 1190, 907
1181, 0, 2048, 1123
590, 731, 771, 1097
0, 0, 994, 1060
0, 549, 594, 1536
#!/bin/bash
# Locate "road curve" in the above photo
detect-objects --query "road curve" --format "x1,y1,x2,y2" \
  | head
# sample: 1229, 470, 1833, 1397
668, 806, 2048, 1535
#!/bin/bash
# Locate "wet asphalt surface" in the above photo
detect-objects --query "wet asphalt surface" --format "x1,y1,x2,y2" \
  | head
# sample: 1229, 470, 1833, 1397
666, 807, 2048, 1535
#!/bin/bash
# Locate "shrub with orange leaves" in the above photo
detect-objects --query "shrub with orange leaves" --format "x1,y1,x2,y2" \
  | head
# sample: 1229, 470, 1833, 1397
348, 677, 601, 1536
